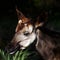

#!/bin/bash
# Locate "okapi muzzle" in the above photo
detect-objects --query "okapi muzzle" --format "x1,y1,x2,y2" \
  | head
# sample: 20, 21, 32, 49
5, 8, 60, 60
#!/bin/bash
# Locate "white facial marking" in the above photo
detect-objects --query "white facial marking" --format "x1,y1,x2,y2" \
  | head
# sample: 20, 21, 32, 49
18, 20, 22, 23
14, 33, 28, 42
24, 23, 27, 26
28, 25, 33, 33
19, 32, 36, 49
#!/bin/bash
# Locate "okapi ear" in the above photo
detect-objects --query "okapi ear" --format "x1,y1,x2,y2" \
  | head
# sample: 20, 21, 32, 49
35, 12, 48, 28
35, 16, 44, 28
16, 7, 26, 20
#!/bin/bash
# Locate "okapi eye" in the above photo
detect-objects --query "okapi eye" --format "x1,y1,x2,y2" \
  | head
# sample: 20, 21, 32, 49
24, 31, 30, 36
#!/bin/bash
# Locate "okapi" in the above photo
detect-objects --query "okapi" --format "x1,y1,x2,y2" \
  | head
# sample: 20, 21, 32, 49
5, 8, 60, 60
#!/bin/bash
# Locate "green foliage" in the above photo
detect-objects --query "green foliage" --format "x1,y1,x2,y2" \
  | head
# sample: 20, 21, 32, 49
0, 49, 29, 60
0, 49, 40, 60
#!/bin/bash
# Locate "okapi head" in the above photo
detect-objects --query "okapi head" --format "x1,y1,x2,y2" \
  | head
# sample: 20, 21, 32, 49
5, 8, 47, 54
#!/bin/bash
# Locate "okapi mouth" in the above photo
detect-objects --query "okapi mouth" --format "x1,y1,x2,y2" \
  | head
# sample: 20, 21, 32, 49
5, 42, 20, 54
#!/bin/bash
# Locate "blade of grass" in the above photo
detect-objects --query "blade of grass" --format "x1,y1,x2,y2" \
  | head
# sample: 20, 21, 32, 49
0, 50, 6, 60
14, 51, 19, 60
